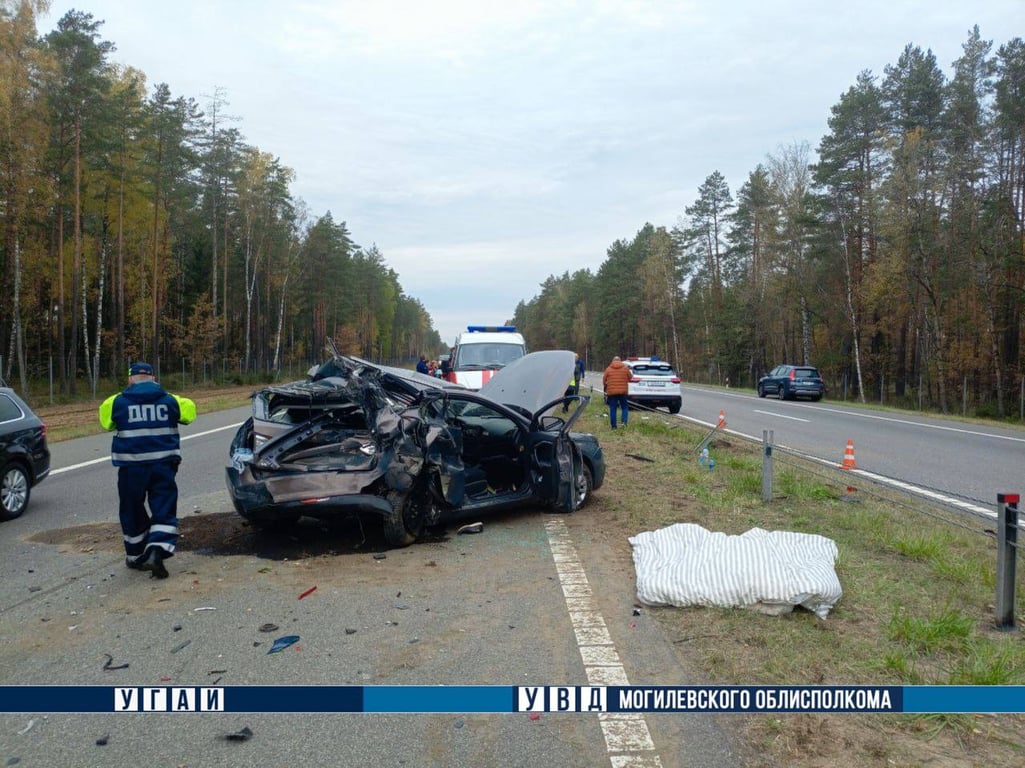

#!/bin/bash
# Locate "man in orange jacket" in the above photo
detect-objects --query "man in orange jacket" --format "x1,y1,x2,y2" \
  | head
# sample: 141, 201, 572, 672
602, 356, 632, 429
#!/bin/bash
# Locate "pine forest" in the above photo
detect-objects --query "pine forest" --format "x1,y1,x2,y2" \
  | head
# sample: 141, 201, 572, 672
514, 27, 1025, 417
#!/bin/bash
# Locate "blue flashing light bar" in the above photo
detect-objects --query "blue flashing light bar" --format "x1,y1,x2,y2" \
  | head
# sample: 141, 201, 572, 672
466, 325, 517, 333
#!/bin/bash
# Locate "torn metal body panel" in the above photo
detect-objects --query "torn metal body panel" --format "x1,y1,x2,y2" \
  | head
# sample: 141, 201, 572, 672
225, 350, 605, 546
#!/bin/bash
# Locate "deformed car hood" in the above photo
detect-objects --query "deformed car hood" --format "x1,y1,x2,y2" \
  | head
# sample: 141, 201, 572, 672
479, 350, 575, 414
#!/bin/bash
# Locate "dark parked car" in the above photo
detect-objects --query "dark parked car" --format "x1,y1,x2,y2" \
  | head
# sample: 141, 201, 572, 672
226, 349, 605, 546
0, 386, 51, 520
757, 365, 825, 401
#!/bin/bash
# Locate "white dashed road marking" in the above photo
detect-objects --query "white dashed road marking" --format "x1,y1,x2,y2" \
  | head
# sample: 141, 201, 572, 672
544, 518, 664, 768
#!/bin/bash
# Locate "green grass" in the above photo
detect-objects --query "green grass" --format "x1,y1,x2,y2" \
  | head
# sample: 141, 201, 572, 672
577, 402, 1025, 763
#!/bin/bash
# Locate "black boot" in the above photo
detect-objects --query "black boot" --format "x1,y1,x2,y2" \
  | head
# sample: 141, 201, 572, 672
140, 549, 169, 579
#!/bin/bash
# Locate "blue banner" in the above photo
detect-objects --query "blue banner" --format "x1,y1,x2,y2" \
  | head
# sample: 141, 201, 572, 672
1, 685, 1023, 714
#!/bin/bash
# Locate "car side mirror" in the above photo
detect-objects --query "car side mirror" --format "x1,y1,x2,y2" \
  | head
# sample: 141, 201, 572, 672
539, 415, 564, 431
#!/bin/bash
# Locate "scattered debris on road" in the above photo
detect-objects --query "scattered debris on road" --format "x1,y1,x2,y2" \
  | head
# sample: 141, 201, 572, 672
223, 726, 253, 742
101, 654, 129, 671
268, 635, 300, 654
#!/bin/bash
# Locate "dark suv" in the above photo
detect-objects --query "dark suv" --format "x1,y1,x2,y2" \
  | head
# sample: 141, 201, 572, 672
0, 387, 51, 520
757, 365, 825, 401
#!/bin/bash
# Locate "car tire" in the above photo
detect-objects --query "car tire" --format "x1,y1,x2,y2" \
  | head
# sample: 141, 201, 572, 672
668, 400, 681, 415
777, 384, 787, 401
757, 385, 766, 398
811, 394, 822, 402
575, 464, 594, 509
1, 461, 30, 521
383, 491, 426, 547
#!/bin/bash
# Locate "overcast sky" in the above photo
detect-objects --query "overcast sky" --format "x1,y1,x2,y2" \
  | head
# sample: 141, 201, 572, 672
39, 1, 1023, 346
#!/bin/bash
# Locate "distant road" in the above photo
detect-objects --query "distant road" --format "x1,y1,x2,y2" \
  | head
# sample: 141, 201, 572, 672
677, 385, 1023, 516
581, 374, 1025, 517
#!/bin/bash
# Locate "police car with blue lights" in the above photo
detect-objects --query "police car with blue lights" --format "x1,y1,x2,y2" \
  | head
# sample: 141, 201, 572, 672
624, 356, 682, 414
446, 325, 527, 390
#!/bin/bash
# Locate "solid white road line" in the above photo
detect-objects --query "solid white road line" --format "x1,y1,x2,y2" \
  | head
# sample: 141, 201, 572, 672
544, 518, 664, 768
48, 423, 242, 476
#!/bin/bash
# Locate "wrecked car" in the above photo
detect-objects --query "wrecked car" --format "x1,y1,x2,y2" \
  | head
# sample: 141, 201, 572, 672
225, 349, 605, 546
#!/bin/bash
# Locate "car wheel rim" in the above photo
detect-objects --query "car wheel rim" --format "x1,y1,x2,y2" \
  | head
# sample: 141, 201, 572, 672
575, 468, 591, 506
2, 469, 28, 513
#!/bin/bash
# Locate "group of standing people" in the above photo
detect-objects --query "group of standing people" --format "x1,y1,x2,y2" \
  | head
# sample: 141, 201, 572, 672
416, 355, 448, 378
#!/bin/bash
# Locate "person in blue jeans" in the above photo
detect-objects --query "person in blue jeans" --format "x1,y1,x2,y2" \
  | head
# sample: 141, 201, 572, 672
602, 356, 631, 429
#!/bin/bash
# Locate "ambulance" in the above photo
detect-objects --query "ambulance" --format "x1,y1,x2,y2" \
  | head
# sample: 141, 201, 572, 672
446, 326, 528, 390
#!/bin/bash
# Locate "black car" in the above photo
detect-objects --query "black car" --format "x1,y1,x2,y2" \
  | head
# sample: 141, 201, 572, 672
226, 349, 605, 547
757, 365, 825, 401
0, 387, 51, 520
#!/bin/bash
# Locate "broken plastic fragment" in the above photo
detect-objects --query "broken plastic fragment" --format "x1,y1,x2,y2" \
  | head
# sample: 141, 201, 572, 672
268, 635, 300, 654
223, 726, 253, 742
102, 654, 129, 671
298, 586, 317, 600
457, 522, 483, 535
258, 623, 279, 633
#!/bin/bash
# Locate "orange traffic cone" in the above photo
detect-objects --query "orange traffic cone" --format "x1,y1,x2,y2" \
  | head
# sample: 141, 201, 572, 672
840, 439, 857, 470
717, 409, 726, 429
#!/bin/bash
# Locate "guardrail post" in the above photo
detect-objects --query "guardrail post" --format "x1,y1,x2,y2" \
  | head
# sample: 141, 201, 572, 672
995, 493, 1019, 631
762, 430, 774, 501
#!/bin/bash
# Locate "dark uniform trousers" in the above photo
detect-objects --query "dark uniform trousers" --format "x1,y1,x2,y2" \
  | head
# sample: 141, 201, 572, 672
118, 461, 179, 563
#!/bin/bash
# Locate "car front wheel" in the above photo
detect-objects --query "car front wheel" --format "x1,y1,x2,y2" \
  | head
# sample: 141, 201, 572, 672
757, 385, 766, 398
1, 462, 30, 521
575, 464, 594, 509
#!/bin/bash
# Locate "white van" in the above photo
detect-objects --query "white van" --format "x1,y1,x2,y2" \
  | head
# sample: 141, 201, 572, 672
446, 326, 527, 390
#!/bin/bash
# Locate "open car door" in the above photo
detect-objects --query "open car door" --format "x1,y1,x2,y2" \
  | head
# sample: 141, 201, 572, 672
525, 395, 588, 511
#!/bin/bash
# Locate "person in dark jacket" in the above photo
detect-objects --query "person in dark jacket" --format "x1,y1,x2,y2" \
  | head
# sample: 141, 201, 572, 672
98, 362, 196, 578
602, 356, 632, 429
416, 355, 430, 375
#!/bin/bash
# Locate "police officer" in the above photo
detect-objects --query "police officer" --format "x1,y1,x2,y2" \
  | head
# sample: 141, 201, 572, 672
99, 362, 196, 578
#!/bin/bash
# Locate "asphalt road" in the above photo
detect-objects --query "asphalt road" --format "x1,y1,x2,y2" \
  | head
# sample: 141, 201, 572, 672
668, 385, 1025, 516
0, 404, 741, 767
